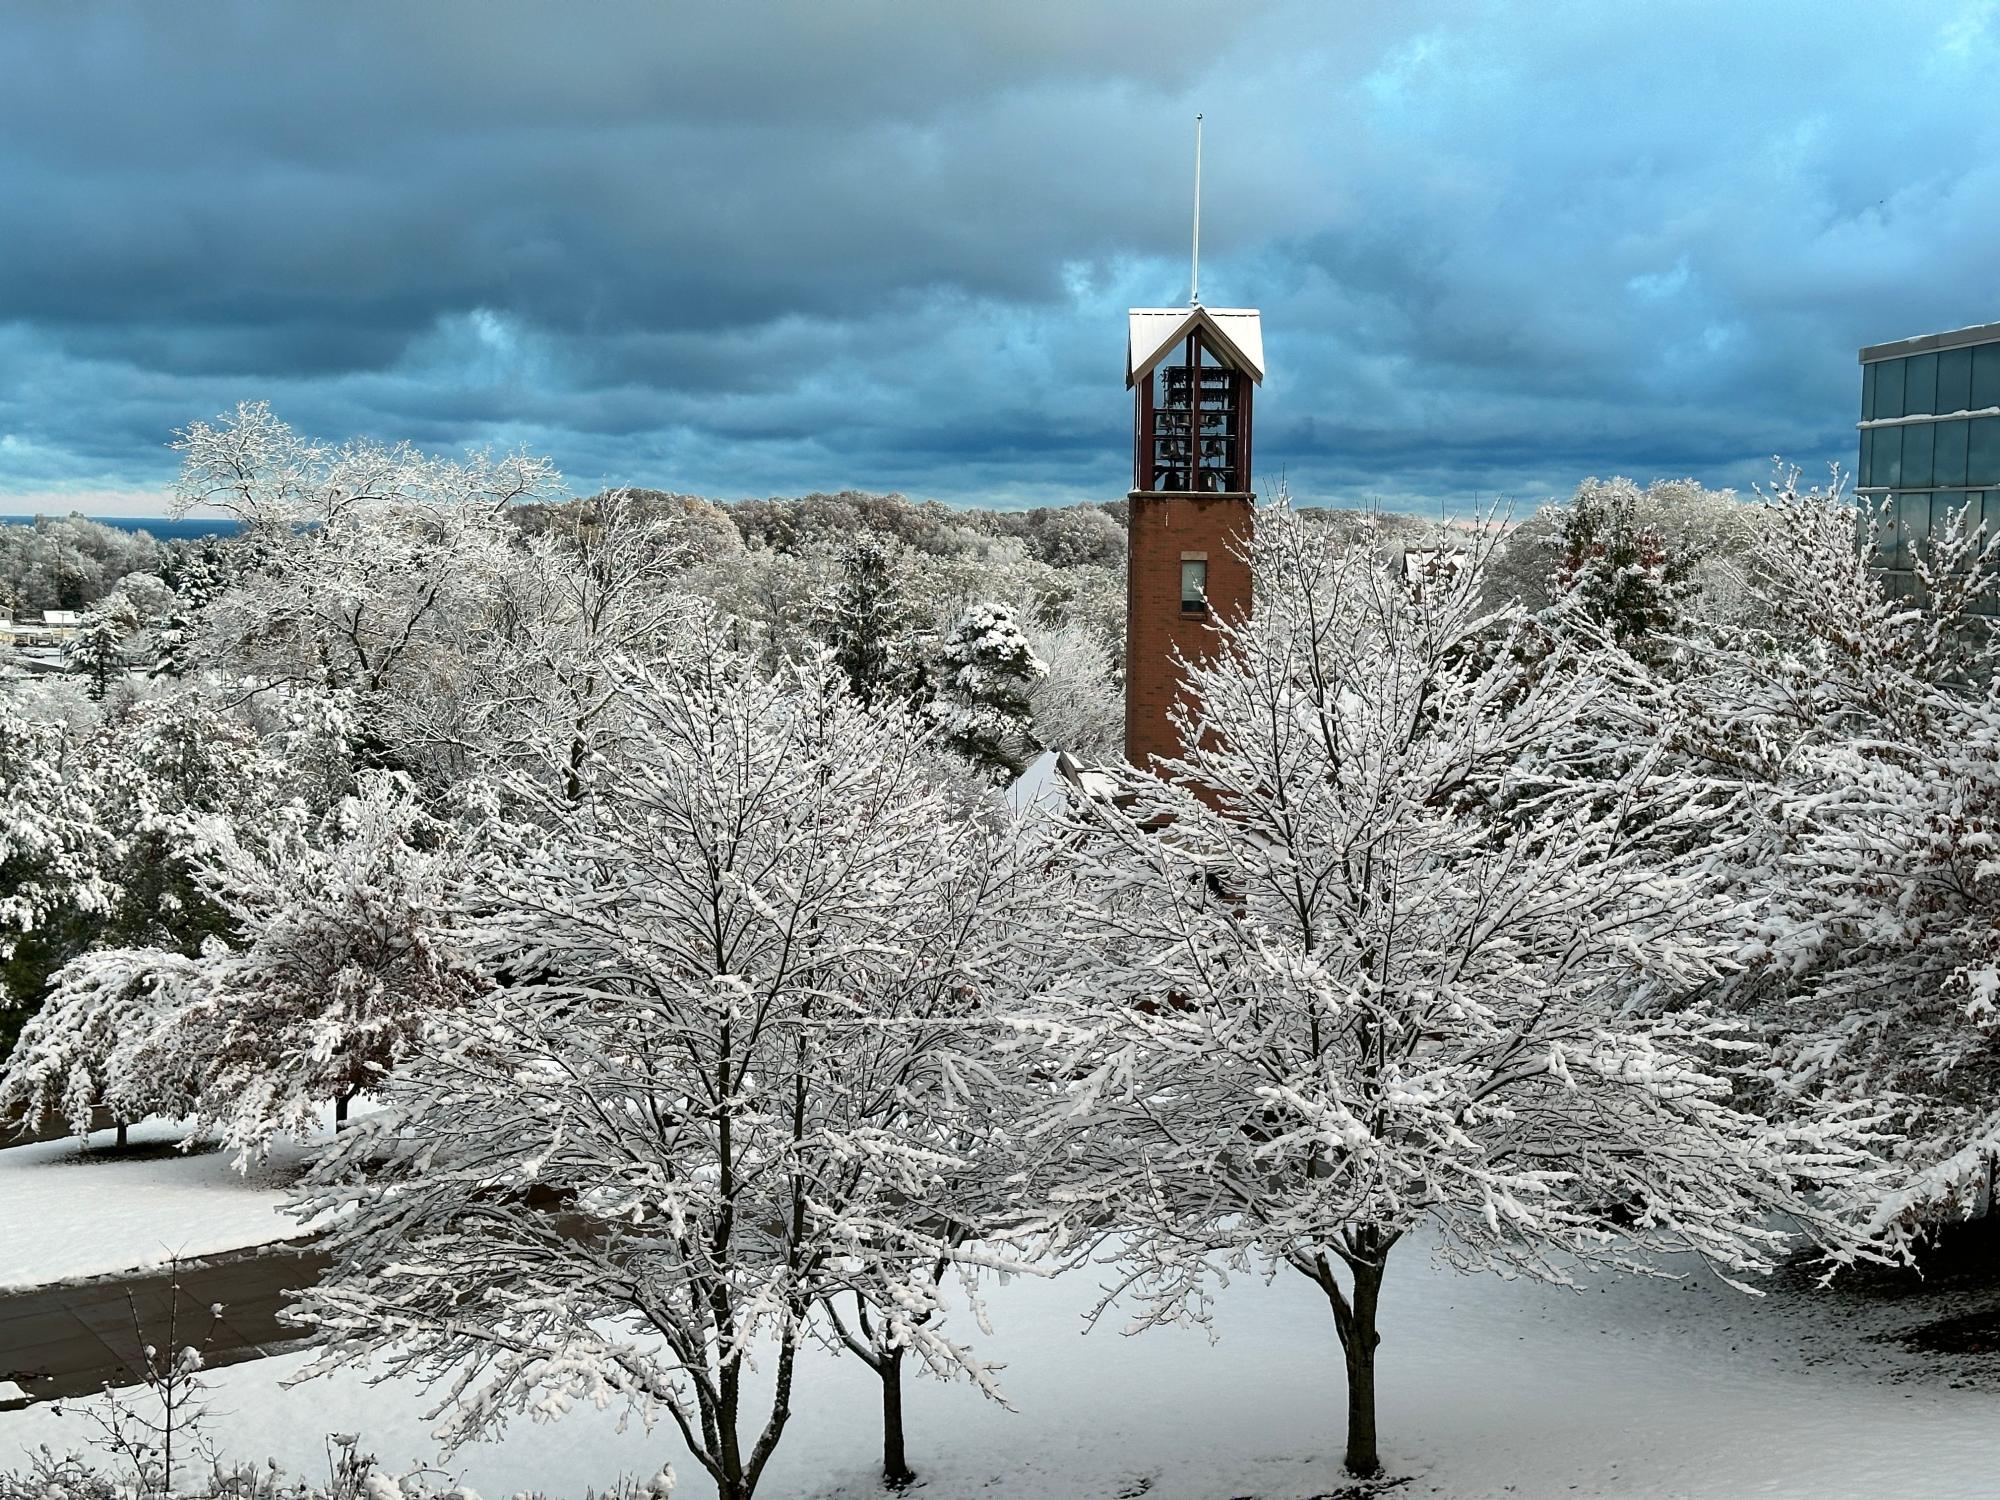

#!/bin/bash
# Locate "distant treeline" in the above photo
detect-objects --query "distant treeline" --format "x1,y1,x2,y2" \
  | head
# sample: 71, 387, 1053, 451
0, 514, 191, 618
0, 490, 1440, 622
518, 486, 1438, 566
512, 488, 1139, 569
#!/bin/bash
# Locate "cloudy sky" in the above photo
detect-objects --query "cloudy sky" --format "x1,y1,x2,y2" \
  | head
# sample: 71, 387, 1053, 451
1, 1, 1993, 515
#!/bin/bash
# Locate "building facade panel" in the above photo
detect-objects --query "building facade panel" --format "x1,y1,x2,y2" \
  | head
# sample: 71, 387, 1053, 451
1858, 321, 2000, 605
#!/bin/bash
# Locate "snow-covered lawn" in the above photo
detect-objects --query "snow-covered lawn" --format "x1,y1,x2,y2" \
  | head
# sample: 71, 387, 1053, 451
3, 1235, 1993, 1499
0, 1122, 312, 1291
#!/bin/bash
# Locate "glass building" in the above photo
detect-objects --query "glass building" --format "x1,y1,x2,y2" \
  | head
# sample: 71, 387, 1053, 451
1858, 320, 2000, 600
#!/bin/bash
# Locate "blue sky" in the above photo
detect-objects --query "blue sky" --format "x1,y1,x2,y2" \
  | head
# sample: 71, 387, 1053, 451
0, 0, 1993, 515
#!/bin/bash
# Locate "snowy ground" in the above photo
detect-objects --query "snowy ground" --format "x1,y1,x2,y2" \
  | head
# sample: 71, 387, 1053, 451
3, 1232, 1995, 1499
0, 1122, 313, 1291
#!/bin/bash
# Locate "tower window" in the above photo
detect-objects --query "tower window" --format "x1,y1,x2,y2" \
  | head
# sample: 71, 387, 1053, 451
1180, 556, 1209, 614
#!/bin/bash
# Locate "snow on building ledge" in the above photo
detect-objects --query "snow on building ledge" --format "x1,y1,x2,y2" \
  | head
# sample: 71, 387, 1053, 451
1859, 318, 2000, 364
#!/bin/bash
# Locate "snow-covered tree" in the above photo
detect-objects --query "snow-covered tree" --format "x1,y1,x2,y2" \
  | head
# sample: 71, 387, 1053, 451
84, 697, 269, 946
685, 544, 832, 674
184, 769, 480, 1143
929, 601, 1045, 780
173, 400, 558, 535
0, 691, 273, 1076
65, 599, 138, 701
1021, 615, 1121, 763
1548, 479, 1701, 655
1681, 476, 2000, 1230
2, 771, 479, 1153
821, 538, 917, 707
0, 943, 205, 1141
1027, 502, 1888, 1478
110, 570, 174, 617
1490, 476, 1763, 629
292, 647, 1047, 1499
0, 703, 116, 1060
459, 487, 704, 800
170, 402, 556, 788
0, 515, 163, 618
150, 549, 233, 680
1025, 504, 1124, 571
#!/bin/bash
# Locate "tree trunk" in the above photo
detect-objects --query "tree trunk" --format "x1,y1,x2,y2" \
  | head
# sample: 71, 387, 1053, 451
334, 1091, 351, 1129
1339, 1256, 1386, 1478
114, 1120, 127, 1150
879, 1346, 914, 1488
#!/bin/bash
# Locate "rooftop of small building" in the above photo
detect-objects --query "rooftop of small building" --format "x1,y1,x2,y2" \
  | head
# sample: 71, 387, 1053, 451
1859, 320, 2000, 364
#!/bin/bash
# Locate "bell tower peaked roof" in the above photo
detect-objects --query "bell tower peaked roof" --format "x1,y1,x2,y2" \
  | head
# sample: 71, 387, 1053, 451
1126, 305, 1265, 388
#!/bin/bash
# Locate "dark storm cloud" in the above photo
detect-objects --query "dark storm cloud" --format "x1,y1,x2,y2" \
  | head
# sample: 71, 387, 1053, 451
0, 0, 1995, 513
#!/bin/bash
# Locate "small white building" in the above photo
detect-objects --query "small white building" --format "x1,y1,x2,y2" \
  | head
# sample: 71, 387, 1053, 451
1, 611, 85, 648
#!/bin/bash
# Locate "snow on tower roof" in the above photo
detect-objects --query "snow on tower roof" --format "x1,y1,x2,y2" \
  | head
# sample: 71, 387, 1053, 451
1127, 306, 1264, 388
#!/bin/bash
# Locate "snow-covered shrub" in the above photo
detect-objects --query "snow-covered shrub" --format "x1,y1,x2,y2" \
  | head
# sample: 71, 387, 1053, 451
0, 1438, 658, 1500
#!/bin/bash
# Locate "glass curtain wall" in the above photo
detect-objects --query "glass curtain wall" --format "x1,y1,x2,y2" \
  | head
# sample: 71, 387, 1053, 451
1859, 333, 2000, 608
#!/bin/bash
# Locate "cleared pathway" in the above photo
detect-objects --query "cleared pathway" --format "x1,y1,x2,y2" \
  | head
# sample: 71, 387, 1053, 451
0, 1242, 328, 1408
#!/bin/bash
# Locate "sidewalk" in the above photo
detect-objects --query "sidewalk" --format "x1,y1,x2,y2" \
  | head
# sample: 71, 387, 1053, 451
0, 1242, 329, 1409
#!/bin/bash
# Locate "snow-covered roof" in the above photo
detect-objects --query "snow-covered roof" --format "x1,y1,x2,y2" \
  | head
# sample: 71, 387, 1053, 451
1127, 306, 1265, 388
1006, 748, 1126, 816
1859, 319, 2000, 364
1007, 749, 1070, 818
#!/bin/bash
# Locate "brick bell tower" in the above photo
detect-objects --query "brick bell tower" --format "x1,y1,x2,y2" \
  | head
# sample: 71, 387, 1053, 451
1122, 300, 1263, 769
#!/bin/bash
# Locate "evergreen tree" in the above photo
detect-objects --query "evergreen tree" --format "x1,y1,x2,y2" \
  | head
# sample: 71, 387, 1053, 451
929, 601, 1045, 779
1551, 480, 1700, 654
824, 538, 912, 705
151, 549, 229, 679
65, 601, 135, 701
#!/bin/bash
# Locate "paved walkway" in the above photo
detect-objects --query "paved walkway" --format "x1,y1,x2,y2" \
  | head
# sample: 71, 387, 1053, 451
0, 1242, 329, 1408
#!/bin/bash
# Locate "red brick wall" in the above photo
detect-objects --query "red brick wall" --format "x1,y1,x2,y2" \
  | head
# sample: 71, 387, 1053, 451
1123, 491, 1254, 770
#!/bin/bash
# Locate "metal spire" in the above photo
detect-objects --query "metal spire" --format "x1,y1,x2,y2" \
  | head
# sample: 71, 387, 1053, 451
1190, 113, 1203, 307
